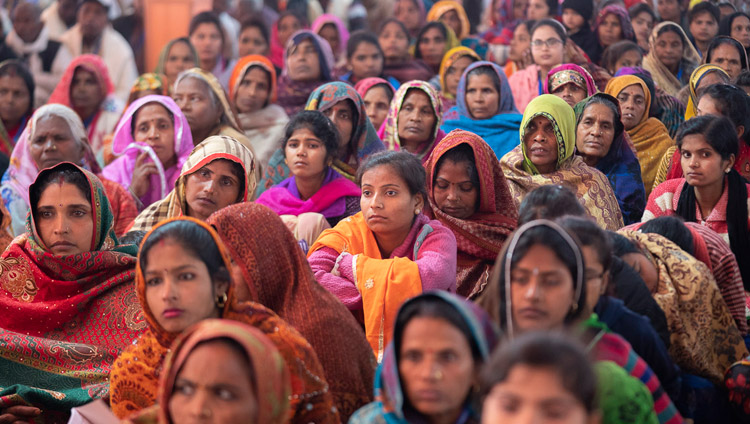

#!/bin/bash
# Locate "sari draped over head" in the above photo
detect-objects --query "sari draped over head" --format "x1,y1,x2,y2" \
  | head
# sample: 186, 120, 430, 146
383, 80, 446, 163
175, 67, 243, 139
423, 130, 518, 298
543, 63, 598, 98
109, 217, 338, 423
500, 95, 624, 230
615, 66, 686, 139
129, 135, 257, 232
354, 77, 397, 135
593, 5, 636, 43
312, 14, 350, 61
617, 230, 748, 384
153, 37, 199, 84
604, 75, 674, 195
438, 46, 481, 111
684, 64, 729, 120
427, 1, 471, 39
642, 22, 700, 97
0, 162, 144, 421
277, 30, 335, 116
349, 291, 498, 424
126, 73, 169, 107
573, 94, 646, 224
442, 61, 523, 158
208, 203, 377, 421
102, 95, 194, 208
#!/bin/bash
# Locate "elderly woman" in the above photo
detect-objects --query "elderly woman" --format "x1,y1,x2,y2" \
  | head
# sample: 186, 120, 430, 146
383, 81, 446, 163
642, 22, 700, 97
277, 30, 335, 116
543, 63, 598, 108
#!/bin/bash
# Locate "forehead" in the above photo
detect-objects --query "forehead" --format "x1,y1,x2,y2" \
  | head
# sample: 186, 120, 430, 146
657, 29, 682, 42
34, 115, 74, 135
620, 83, 645, 96
204, 158, 242, 175
582, 102, 615, 120
532, 25, 559, 39
403, 88, 432, 105
527, 115, 552, 126
135, 102, 171, 120
362, 164, 408, 185
175, 76, 209, 94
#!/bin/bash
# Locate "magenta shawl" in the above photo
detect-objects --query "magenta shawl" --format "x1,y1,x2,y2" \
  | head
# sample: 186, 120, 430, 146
256, 168, 361, 217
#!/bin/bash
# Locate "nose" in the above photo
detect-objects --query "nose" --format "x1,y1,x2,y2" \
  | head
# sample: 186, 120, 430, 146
147, 125, 158, 140
187, 389, 211, 419
523, 276, 542, 300
370, 191, 384, 209
53, 214, 68, 235
689, 155, 699, 168
202, 179, 215, 194
532, 128, 545, 142
446, 185, 459, 201
160, 277, 177, 301
43, 138, 56, 151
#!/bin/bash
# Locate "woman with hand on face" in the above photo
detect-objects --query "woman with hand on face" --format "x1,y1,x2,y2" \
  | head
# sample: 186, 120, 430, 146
642, 22, 701, 97
383, 81, 446, 163
356, 77, 396, 133
0, 162, 142, 423
437, 47, 481, 113
154, 37, 198, 92
543, 63, 597, 108
277, 30, 335, 116
499, 94, 623, 230
378, 19, 434, 84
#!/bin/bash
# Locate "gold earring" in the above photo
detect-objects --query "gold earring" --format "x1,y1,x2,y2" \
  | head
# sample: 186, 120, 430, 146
216, 292, 227, 308
415, 209, 421, 215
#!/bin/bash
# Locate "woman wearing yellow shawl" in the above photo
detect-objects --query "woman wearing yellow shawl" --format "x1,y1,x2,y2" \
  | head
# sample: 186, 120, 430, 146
438, 46, 482, 112
499, 94, 623, 230
427, 1, 471, 39
683, 64, 730, 120
642, 22, 701, 97
605, 75, 674, 195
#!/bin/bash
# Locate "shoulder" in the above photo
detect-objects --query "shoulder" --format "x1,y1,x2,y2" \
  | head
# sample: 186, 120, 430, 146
348, 401, 388, 424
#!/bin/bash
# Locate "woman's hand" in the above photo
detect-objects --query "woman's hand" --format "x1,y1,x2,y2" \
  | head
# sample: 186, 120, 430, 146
0, 405, 41, 423
130, 152, 158, 199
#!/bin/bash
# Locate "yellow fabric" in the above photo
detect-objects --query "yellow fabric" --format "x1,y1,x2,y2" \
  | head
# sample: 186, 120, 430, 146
642, 22, 701, 97
519, 94, 577, 175
684, 64, 729, 120
653, 145, 678, 188
438, 47, 481, 100
427, 1, 471, 39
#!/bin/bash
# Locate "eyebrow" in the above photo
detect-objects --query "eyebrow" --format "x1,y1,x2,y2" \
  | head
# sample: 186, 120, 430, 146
38, 203, 91, 209
362, 183, 401, 189
513, 268, 565, 277
144, 264, 197, 274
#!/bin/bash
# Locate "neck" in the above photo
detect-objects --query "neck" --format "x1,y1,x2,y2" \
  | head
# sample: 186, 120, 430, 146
694, 177, 725, 219
75, 105, 99, 122
294, 171, 327, 200
82, 33, 101, 51
400, 138, 424, 154
424, 409, 464, 424
191, 125, 219, 146
200, 57, 219, 72
539, 65, 553, 81
161, 154, 177, 170
373, 222, 413, 258
3, 117, 20, 131
535, 162, 556, 174
667, 62, 679, 75
581, 154, 599, 167
695, 39, 710, 56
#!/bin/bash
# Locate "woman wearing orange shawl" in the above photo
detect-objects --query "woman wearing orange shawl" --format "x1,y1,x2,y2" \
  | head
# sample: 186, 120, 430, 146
437, 46, 482, 113
605, 75, 674, 196
427, 1, 472, 39
423, 130, 518, 299
109, 217, 338, 423
208, 202, 376, 421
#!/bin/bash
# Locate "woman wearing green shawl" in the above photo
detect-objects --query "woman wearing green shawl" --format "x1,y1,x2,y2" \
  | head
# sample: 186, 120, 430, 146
499, 94, 624, 230
154, 37, 199, 93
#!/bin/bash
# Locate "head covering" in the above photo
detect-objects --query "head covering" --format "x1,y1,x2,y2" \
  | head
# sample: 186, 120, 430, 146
355, 77, 396, 101
423, 130, 518, 297
593, 5, 636, 43
229, 55, 277, 105
427, 1, 471, 39
126, 73, 169, 106
561, 0, 594, 21
544, 63, 598, 96
438, 47, 482, 101
394, 0, 427, 37
684, 64, 730, 120
277, 30, 335, 116
207, 203, 376, 420
704, 36, 749, 74
642, 22, 701, 97
174, 67, 242, 133
154, 37, 199, 79
311, 14, 350, 59
383, 80, 446, 162
156, 319, 290, 424
412, 21, 460, 70
49, 54, 114, 107
519, 94, 576, 174
594, 361, 659, 424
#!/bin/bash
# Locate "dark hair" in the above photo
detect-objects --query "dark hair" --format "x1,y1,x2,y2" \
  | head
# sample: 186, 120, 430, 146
735, 69, 750, 86
601, 40, 642, 74
370, 83, 395, 104
240, 17, 270, 47
415, 22, 448, 60
655, 24, 686, 50
543, 0, 559, 17
480, 331, 597, 413
119, 230, 147, 247
557, 216, 613, 272
628, 3, 656, 22
434, 143, 480, 190
608, 231, 641, 257
378, 17, 410, 39
719, 12, 750, 38
189, 11, 225, 48
705, 36, 749, 72
518, 185, 586, 225
346, 30, 384, 61
281, 110, 340, 163
639, 216, 694, 256
30, 164, 91, 217
688, 2, 720, 24
531, 19, 568, 43
357, 151, 427, 202
130, 101, 175, 137
674, 115, 750, 288
466, 65, 501, 98
0, 60, 35, 117
518, 19, 537, 33
696, 83, 750, 144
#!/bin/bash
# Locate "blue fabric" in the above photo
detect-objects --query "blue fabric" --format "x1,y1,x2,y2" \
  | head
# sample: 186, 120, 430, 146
339, 72, 401, 90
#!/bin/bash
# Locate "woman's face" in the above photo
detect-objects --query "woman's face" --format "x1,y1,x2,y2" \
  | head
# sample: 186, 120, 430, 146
510, 243, 576, 333
184, 159, 243, 221
631, 11, 654, 49
164, 41, 196, 83
395, 0, 421, 31
695, 71, 727, 93
531, 25, 564, 68
527, 0, 550, 20
235, 66, 270, 114
173, 77, 223, 139
29, 115, 85, 170
278, 15, 302, 46
440, 10, 462, 37
350, 42, 384, 81
710, 43, 743, 79
35, 181, 93, 256
611, 49, 643, 74
580, 245, 606, 313
511, 0, 528, 20
397, 89, 437, 148
399, 316, 476, 422
621, 251, 658, 292
696, 95, 722, 117
144, 238, 224, 333
70, 68, 103, 115
323, 99, 355, 148
238, 26, 269, 57
287, 39, 322, 82
509, 24, 531, 62
363, 85, 391, 130
597, 13, 623, 48
379, 22, 410, 61
680, 133, 733, 190
169, 341, 258, 424
133, 103, 176, 167
481, 364, 591, 424
360, 164, 424, 238
731, 15, 750, 48
465, 73, 500, 119
318, 23, 341, 57
616, 83, 647, 131
445, 56, 475, 98
190, 23, 222, 66
689, 11, 718, 44
654, 30, 683, 70
575, 103, 616, 165
551, 82, 587, 108
285, 127, 329, 180
433, 158, 478, 219
0, 74, 30, 126
418, 27, 447, 67
523, 115, 559, 174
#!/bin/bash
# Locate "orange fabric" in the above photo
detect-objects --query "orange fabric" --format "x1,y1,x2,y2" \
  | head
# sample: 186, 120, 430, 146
229, 55, 277, 104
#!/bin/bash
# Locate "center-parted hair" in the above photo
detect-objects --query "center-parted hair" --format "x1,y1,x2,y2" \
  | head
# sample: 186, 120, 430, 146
281, 110, 340, 162
357, 150, 428, 202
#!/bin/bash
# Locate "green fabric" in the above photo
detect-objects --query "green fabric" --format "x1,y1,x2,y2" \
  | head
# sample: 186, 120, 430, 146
154, 37, 199, 76
519, 94, 576, 175
595, 361, 659, 424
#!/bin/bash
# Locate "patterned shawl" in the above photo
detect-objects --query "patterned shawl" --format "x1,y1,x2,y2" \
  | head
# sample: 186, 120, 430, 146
438, 47, 481, 107
604, 75, 674, 196
109, 217, 338, 423
126, 73, 169, 107
383, 80, 446, 163
684, 64, 729, 120
349, 291, 498, 424
543, 63, 598, 98
642, 22, 700, 97
0, 163, 143, 422
427, 1, 471, 39
423, 130, 518, 298
617, 230, 748, 384
153, 37, 198, 87
129, 135, 257, 232
500, 95, 624, 230
442, 61, 523, 159
208, 203, 377, 421
277, 30, 335, 117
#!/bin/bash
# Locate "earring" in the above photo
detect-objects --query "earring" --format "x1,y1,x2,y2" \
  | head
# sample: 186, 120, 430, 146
570, 302, 578, 312
726, 168, 732, 173
216, 292, 227, 308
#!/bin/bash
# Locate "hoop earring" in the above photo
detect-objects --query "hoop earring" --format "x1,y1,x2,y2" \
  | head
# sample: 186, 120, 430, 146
216, 292, 227, 308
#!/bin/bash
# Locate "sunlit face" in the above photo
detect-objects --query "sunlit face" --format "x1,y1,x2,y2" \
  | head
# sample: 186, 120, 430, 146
527, 0, 550, 20
360, 164, 424, 239
709, 43, 742, 79
35, 182, 93, 256
173, 77, 223, 140
418, 27, 447, 67
731, 15, 750, 48
395, 0, 421, 31
284, 127, 329, 180
611, 49, 643, 74
349, 42, 384, 81
597, 13, 623, 48
580, 245, 606, 313
445, 56, 475, 98
238, 26, 269, 57
531, 25, 565, 68
551, 83, 586, 108
509, 24, 531, 62
680, 133, 734, 190
397, 89, 437, 149
169, 341, 258, 424
318, 23, 341, 57
433, 158, 478, 219
654, 30, 683, 70
689, 11, 718, 43
621, 252, 658, 292
523, 115, 559, 174
465, 73, 500, 119
440, 10, 462, 37
70, 68, 103, 116
190, 23, 223, 67
657, 0, 680, 23
575, 103, 616, 166
287, 39, 322, 82
184, 159, 243, 221
631, 11, 654, 49
379, 22, 410, 61
363, 85, 391, 131
164, 41, 197, 83
133, 103, 176, 167
562, 9, 585, 32
0, 74, 30, 127
234, 66, 270, 114
616, 84, 647, 131
323, 99, 355, 148
278, 15, 302, 47
29, 115, 85, 169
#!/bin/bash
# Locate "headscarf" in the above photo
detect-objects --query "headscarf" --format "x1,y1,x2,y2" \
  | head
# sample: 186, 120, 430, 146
442, 61, 523, 158
423, 130, 518, 298
427, 1, 471, 39
129, 135, 257, 232
270, 11, 304, 69
642, 22, 701, 97
102, 95, 194, 207
519, 94, 577, 174
438, 47, 482, 101
593, 5, 636, 44
684, 64, 730, 120
383, 80, 446, 162
229, 55, 277, 105
156, 319, 291, 424
153, 37, 199, 79
277, 30, 335, 116
126, 73, 169, 107
354, 77, 396, 137
394, 0, 427, 37
174, 67, 242, 134
0, 60, 34, 154
311, 14, 350, 60
543, 63, 598, 97
208, 203, 376, 420
49, 54, 115, 108
704, 36, 749, 75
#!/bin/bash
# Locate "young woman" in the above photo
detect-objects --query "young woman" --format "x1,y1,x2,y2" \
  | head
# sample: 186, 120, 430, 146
350, 291, 498, 423
442, 61, 523, 158
355, 77, 396, 132
109, 217, 337, 423
102, 95, 193, 210
414, 21, 459, 76
682, 64, 730, 120
526, 0, 557, 20
501, 19, 535, 78
704, 35, 749, 80
313, 14, 350, 66
438, 46, 482, 113
543, 63, 597, 108
427, 1, 472, 40
423, 130, 518, 298
238, 17, 271, 57
277, 30, 335, 116
719, 11, 750, 60
269, 12, 304, 69
629, 3, 655, 52
592, 5, 636, 64
378, 19, 434, 83
188, 11, 233, 89
601, 40, 643, 75
642, 22, 701, 97
0, 60, 34, 156
340, 31, 401, 88
153, 37, 199, 91
394, 0, 426, 38
383, 81, 446, 163
308, 151, 457, 358
499, 94, 624, 230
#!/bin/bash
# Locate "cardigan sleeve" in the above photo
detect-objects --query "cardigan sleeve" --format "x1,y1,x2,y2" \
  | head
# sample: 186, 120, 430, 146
308, 246, 363, 310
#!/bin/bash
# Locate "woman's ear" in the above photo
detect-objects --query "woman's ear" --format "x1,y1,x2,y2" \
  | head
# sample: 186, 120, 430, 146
415, 193, 425, 213
736, 125, 745, 140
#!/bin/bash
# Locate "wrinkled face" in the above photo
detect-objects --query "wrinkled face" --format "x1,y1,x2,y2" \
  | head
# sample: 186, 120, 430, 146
287, 39, 322, 82
360, 164, 423, 238
238, 26, 269, 57
70, 68, 103, 115
689, 11, 718, 43
597, 13, 623, 48
621, 252, 658, 292
654, 30, 683, 70
285, 127, 329, 180
657, 0, 680, 23
680, 133, 733, 190
173, 77, 222, 138
530, 25, 565, 68
731, 15, 750, 48
379, 22, 410, 61
235, 66, 270, 114
433, 158, 478, 219
169, 341, 258, 424
631, 11, 654, 48
323, 99, 355, 148
278, 15, 302, 46
509, 24, 531, 62
440, 10, 462, 37
510, 244, 576, 333
551, 82, 586, 108
190, 23, 223, 65
399, 317, 476, 422
575, 103, 616, 165
562, 9, 585, 32
465, 73, 500, 119
0, 74, 30, 126
78, 2, 107, 39
418, 27, 447, 67
363, 85, 391, 131
35, 182, 93, 256
611, 49, 643, 74
184, 159, 243, 221
318, 23, 341, 56
350, 42, 384, 81
445, 56, 475, 98
710, 43, 742, 79
29, 115, 85, 170
133, 103, 176, 166
527, 0, 550, 20
616, 84, 647, 131
523, 115, 559, 174
397, 89, 437, 147
581, 245, 606, 313
696, 95, 722, 117
164, 41, 197, 83
395, 0, 421, 31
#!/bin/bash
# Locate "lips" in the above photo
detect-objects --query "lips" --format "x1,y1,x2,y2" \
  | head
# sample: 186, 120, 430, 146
404, 125, 422, 133
292, 160, 308, 167
51, 240, 75, 248
413, 389, 442, 402
518, 307, 547, 320
162, 309, 183, 319
367, 214, 387, 223
195, 197, 216, 207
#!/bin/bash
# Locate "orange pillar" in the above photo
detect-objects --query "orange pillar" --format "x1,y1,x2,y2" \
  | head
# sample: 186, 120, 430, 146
143, 0, 212, 72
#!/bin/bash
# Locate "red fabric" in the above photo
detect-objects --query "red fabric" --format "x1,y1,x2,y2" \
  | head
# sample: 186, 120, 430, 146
48, 54, 114, 107
666, 140, 750, 182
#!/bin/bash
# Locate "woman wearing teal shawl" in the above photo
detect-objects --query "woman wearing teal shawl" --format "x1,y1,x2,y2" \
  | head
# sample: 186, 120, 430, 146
441, 61, 523, 159
499, 94, 624, 230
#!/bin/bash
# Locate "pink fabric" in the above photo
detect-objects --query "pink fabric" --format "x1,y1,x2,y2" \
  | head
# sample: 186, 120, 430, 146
312, 14, 350, 60
507, 64, 540, 113
256, 168, 361, 217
